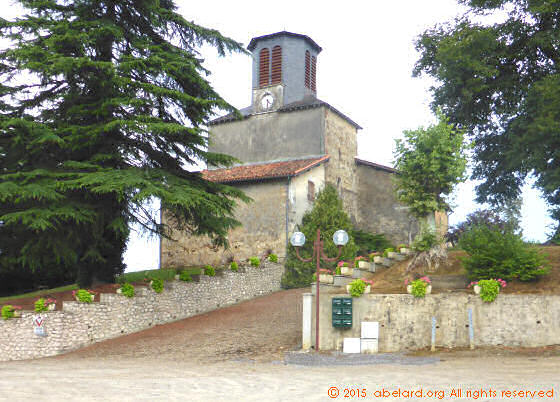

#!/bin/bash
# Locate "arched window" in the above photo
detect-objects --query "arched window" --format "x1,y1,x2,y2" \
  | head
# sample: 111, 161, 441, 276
311, 56, 317, 92
304, 51, 311, 89
270, 45, 282, 85
259, 48, 270, 88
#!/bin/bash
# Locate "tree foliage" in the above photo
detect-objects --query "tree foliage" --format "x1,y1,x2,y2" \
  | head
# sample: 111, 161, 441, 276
393, 111, 468, 218
414, 0, 560, 237
0, 0, 248, 288
282, 184, 358, 288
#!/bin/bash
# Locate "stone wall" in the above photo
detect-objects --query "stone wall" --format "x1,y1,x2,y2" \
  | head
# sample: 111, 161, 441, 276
161, 180, 288, 268
356, 163, 419, 245
323, 108, 359, 223
311, 293, 560, 352
0, 262, 283, 362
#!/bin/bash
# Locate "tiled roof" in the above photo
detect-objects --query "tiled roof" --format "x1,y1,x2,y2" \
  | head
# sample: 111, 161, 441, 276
209, 96, 362, 129
355, 158, 396, 173
203, 156, 330, 184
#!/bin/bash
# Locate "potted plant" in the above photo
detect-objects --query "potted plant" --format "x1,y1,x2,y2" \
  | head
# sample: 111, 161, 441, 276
405, 276, 432, 298
248, 257, 260, 267
1, 305, 22, 320
397, 244, 410, 254
354, 256, 370, 270
385, 247, 397, 259
369, 252, 383, 264
468, 279, 506, 302
346, 279, 372, 297
338, 261, 353, 276
73, 289, 95, 303
34, 298, 56, 312
149, 278, 164, 294
117, 283, 135, 298
230, 261, 239, 272
318, 268, 334, 284
268, 253, 278, 263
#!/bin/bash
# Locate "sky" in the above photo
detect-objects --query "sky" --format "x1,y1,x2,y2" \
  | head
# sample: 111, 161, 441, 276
3, 1, 555, 272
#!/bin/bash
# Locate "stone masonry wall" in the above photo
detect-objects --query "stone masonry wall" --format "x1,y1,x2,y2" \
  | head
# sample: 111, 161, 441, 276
0, 262, 283, 362
356, 164, 420, 245
323, 108, 359, 223
161, 180, 287, 268
313, 293, 560, 352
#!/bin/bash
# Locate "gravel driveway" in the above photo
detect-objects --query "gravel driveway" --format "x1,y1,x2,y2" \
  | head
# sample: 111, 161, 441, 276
1, 288, 559, 401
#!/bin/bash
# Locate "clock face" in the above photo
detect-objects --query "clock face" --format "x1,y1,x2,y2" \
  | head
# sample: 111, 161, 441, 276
260, 93, 274, 110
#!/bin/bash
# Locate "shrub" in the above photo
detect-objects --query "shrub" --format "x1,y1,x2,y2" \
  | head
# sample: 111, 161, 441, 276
73, 289, 94, 303
2, 305, 21, 320
282, 184, 358, 288
34, 298, 49, 312
351, 229, 392, 255
230, 261, 238, 272
119, 283, 135, 298
179, 271, 193, 281
348, 279, 366, 297
249, 257, 260, 267
459, 224, 549, 281
268, 253, 278, 263
204, 265, 215, 276
446, 209, 516, 246
150, 278, 164, 293
412, 226, 439, 252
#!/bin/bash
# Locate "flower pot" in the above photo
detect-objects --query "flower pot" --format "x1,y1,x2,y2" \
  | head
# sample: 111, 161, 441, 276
319, 274, 334, 284
473, 284, 481, 295
387, 251, 397, 259
174, 274, 180, 280
373, 256, 383, 264
13, 311, 21, 318
340, 266, 353, 276
406, 285, 412, 294
358, 261, 371, 270
333, 275, 351, 287
47, 304, 56, 311
426, 285, 432, 295
346, 284, 371, 295
400, 247, 410, 254
116, 288, 122, 295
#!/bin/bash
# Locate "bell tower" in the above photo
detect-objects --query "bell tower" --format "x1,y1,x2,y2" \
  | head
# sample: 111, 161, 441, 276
247, 31, 322, 113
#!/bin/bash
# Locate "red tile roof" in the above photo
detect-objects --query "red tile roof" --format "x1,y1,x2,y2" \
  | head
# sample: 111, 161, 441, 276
202, 156, 330, 183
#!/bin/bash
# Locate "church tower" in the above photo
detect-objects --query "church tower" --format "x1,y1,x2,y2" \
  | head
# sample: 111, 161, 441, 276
247, 32, 322, 113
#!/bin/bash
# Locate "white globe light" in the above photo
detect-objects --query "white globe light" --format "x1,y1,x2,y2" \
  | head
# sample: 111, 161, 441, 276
333, 230, 349, 246
290, 231, 306, 247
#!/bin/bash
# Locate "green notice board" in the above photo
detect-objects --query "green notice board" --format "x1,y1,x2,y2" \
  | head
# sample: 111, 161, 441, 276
332, 297, 352, 328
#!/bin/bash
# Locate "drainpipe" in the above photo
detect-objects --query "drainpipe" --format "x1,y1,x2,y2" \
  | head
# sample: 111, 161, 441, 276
286, 176, 291, 250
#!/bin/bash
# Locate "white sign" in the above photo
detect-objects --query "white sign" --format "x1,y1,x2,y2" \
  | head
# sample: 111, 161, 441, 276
33, 315, 47, 337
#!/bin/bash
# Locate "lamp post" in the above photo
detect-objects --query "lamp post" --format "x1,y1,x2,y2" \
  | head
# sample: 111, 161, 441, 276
290, 228, 348, 351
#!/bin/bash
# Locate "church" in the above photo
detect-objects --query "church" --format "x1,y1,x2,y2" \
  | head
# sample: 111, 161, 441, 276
160, 31, 446, 268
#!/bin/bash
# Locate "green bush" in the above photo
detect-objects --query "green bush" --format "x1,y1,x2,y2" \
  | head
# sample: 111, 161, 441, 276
230, 261, 238, 272
412, 226, 439, 252
2, 305, 16, 320
150, 278, 164, 293
268, 253, 278, 263
459, 224, 549, 281
249, 257, 260, 267
348, 279, 366, 297
34, 298, 49, 312
74, 289, 94, 303
179, 271, 193, 281
478, 279, 500, 302
351, 229, 392, 255
282, 184, 358, 288
119, 283, 135, 298
204, 265, 216, 276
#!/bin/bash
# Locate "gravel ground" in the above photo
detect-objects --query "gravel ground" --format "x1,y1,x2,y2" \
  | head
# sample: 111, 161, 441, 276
1, 288, 559, 401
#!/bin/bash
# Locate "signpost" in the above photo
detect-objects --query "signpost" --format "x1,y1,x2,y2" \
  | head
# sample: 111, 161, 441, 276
33, 315, 47, 337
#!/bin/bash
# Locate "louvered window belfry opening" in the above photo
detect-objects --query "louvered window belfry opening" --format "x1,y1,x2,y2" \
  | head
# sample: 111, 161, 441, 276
305, 51, 316, 92
259, 48, 270, 88
271, 46, 282, 85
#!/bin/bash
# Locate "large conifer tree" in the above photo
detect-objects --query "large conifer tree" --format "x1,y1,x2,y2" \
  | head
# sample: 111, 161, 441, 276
0, 0, 248, 287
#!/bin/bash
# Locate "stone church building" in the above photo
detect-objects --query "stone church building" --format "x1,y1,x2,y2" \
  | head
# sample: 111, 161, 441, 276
161, 31, 446, 268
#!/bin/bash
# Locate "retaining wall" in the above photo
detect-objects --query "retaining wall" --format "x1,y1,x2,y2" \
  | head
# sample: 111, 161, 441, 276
310, 293, 560, 352
0, 262, 283, 361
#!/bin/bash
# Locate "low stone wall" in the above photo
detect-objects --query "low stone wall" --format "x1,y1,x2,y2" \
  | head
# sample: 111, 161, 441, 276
311, 293, 560, 352
0, 262, 283, 362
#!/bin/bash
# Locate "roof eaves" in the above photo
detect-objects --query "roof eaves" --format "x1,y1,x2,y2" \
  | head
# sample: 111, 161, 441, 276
355, 158, 397, 173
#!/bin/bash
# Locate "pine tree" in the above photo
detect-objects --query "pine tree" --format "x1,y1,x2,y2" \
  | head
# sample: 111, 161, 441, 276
282, 184, 358, 288
0, 0, 248, 287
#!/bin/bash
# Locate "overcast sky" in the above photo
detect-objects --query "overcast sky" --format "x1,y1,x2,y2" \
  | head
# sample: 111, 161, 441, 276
3, 1, 554, 272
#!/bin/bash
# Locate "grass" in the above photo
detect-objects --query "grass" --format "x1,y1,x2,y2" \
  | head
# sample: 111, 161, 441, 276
0, 284, 78, 303
116, 267, 203, 284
